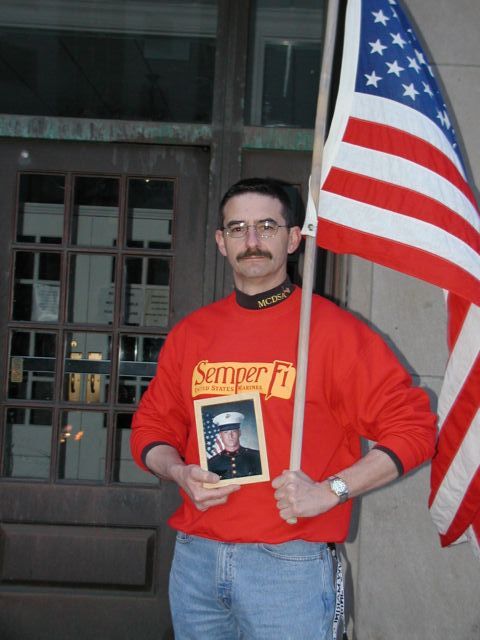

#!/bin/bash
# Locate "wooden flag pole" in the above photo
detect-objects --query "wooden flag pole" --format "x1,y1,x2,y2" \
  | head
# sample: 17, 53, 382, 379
288, 0, 341, 507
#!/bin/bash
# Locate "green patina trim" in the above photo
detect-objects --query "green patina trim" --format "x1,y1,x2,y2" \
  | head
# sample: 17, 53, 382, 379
0, 116, 314, 151
243, 126, 314, 151
0, 115, 212, 145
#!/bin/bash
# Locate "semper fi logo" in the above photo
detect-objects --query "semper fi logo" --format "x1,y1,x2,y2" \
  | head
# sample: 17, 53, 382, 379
191, 360, 296, 400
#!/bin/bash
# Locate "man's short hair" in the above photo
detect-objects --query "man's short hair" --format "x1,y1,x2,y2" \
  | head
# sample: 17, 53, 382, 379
218, 177, 296, 229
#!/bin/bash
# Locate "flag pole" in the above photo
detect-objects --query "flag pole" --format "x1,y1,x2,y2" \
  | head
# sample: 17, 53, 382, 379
289, 0, 341, 484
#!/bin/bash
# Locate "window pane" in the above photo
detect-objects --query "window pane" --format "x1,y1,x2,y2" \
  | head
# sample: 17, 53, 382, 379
17, 174, 65, 243
123, 257, 170, 327
64, 332, 111, 404
12, 251, 61, 322
126, 178, 174, 249
261, 42, 322, 127
67, 254, 116, 324
71, 176, 119, 247
8, 330, 57, 401
118, 334, 164, 404
58, 411, 107, 481
4, 407, 52, 479
113, 414, 158, 484
0, 1, 217, 123
246, 0, 325, 127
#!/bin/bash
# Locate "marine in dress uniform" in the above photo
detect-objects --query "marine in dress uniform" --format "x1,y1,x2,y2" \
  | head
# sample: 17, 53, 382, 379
208, 411, 262, 480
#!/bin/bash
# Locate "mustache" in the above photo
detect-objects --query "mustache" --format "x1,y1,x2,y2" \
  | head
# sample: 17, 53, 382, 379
236, 248, 272, 261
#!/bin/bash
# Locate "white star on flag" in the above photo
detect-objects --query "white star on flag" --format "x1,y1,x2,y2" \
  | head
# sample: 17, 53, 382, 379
365, 70, 382, 86
436, 109, 446, 126
369, 38, 387, 54
402, 82, 419, 100
407, 56, 421, 73
372, 9, 390, 25
391, 32, 407, 47
422, 82, 434, 97
386, 60, 404, 76
415, 48, 426, 64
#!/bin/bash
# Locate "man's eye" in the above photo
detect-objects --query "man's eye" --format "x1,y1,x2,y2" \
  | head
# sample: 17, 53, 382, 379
228, 224, 244, 233
259, 221, 277, 231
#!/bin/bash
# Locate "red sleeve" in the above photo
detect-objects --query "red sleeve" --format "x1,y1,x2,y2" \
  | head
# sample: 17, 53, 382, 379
130, 324, 189, 472
334, 327, 437, 475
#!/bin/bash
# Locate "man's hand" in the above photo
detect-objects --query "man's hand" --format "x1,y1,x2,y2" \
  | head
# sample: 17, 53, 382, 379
145, 444, 240, 512
171, 463, 241, 511
272, 449, 401, 522
272, 470, 338, 522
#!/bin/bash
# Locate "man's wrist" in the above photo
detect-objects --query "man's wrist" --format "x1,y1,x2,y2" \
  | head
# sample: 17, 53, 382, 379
169, 461, 187, 486
144, 444, 185, 483
315, 480, 343, 512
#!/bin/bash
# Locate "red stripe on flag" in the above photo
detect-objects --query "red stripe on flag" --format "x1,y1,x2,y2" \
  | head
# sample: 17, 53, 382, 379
447, 293, 472, 351
316, 218, 480, 306
439, 467, 480, 547
430, 353, 480, 500
322, 168, 479, 251
344, 118, 478, 209
429, 354, 480, 546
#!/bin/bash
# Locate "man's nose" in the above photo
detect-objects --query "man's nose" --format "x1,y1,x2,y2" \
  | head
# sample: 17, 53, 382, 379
245, 225, 260, 248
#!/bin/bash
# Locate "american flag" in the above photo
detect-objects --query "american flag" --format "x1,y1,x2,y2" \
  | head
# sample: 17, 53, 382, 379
309, 0, 480, 552
203, 412, 225, 459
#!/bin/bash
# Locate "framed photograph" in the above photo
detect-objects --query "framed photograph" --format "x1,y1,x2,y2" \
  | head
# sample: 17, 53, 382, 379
194, 391, 269, 487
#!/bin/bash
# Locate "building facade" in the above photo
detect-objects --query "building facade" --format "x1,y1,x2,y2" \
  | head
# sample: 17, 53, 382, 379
0, 1, 478, 638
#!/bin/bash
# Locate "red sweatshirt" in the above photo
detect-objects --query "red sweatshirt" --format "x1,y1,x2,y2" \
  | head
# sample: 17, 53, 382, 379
131, 287, 436, 543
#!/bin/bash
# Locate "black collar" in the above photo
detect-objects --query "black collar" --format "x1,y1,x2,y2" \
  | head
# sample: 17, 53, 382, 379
235, 278, 294, 310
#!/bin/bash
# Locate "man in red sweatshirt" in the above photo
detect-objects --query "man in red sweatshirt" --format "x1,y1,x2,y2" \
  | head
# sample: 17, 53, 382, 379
131, 177, 436, 639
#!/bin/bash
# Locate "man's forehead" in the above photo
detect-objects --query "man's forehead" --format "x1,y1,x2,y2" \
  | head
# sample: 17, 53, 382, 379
223, 192, 283, 219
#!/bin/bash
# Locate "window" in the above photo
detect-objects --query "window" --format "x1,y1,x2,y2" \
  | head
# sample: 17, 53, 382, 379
0, 0, 217, 122
246, 0, 326, 128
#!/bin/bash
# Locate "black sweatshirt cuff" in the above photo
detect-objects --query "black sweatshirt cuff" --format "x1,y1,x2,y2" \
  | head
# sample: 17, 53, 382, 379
373, 445, 404, 476
141, 441, 175, 470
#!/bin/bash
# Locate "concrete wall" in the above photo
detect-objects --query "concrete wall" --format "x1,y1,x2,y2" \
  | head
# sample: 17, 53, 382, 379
344, 1, 480, 639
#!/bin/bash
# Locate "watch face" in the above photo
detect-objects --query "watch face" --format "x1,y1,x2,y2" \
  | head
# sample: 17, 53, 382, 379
332, 478, 346, 494
329, 476, 349, 503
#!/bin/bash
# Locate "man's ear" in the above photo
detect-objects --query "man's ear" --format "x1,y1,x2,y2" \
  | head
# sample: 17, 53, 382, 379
287, 226, 302, 254
215, 229, 227, 257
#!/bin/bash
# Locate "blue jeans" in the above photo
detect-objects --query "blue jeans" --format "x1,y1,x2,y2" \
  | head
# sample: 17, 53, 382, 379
169, 532, 336, 640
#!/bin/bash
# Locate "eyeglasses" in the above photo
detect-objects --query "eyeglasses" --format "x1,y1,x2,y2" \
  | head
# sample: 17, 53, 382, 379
222, 220, 289, 239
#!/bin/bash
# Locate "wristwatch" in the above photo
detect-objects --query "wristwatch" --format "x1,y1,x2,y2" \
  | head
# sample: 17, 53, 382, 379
328, 475, 349, 503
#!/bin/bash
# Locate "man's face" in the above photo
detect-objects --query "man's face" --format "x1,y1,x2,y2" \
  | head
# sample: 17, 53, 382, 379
215, 192, 301, 295
220, 428, 241, 452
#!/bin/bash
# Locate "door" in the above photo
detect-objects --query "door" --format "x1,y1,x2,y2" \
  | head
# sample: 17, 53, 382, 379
0, 140, 210, 639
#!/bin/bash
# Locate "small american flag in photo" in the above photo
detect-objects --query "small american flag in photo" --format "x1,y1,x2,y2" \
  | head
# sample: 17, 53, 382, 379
203, 411, 225, 459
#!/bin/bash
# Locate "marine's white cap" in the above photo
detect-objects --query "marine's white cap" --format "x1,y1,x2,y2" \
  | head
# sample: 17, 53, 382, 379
213, 411, 244, 431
